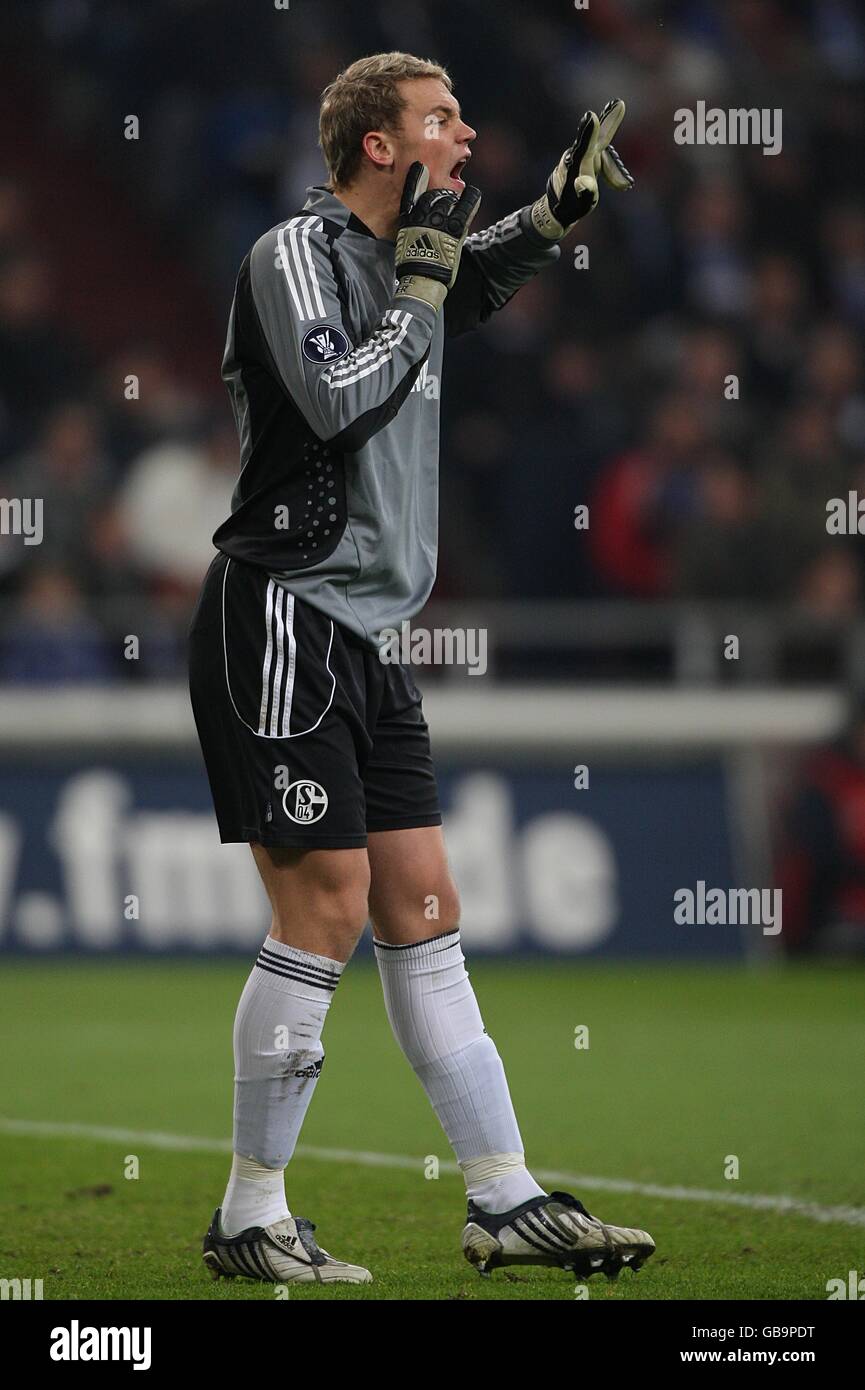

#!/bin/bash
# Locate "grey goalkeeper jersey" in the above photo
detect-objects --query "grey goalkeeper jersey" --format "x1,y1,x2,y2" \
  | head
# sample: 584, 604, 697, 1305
215, 185, 559, 649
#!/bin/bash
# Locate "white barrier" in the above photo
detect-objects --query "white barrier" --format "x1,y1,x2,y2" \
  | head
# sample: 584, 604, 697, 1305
0, 684, 846, 757
0, 682, 838, 955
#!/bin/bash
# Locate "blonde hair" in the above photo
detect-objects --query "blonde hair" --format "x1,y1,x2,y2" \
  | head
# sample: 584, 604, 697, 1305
319, 51, 452, 189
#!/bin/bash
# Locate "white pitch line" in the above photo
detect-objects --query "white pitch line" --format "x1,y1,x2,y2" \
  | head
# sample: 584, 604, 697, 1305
2, 1117, 863, 1230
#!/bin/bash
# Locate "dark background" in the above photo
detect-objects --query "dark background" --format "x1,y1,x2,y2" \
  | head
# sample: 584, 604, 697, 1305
2, 0, 863, 683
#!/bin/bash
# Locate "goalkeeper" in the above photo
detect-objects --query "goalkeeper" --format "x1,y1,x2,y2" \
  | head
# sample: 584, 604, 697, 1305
190, 50, 654, 1286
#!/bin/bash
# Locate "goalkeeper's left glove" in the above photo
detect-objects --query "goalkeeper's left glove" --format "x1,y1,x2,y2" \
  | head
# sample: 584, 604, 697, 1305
530, 98, 634, 241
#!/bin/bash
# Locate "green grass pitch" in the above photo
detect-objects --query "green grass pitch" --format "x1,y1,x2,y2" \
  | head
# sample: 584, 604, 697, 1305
1, 958, 863, 1301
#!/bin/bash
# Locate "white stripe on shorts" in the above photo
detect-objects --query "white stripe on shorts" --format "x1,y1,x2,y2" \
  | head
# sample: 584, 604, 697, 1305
258, 580, 276, 735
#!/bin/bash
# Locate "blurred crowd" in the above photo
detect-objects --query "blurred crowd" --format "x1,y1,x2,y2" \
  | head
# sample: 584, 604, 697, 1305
776, 700, 865, 956
1, 0, 864, 681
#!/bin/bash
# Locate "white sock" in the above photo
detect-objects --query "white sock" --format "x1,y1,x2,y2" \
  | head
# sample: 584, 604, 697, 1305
460, 1151, 546, 1213
374, 928, 546, 1213
222, 935, 343, 1236
221, 1153, 289, 1235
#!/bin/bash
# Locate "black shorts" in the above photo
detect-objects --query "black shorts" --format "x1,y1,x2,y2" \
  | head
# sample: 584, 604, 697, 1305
188, 552, 442, 848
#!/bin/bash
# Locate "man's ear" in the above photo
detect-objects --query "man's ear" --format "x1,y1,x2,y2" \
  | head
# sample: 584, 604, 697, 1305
361, 129, 395, 171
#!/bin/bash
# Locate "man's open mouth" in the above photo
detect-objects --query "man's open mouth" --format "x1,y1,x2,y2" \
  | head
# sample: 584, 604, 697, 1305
449, 158, 468, 187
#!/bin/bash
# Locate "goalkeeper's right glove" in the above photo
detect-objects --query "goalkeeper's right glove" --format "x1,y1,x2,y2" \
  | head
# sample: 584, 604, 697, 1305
530, 98, 633, 241
394, 162, 482, 312
594, 98, 635, 192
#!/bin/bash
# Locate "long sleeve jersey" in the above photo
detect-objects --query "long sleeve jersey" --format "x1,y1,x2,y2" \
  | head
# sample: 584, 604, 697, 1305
214, 184, 559, 649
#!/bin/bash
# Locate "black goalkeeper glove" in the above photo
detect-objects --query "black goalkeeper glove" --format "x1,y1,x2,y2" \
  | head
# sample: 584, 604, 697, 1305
394, 162, 482, 311
530, 98, 634, 241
